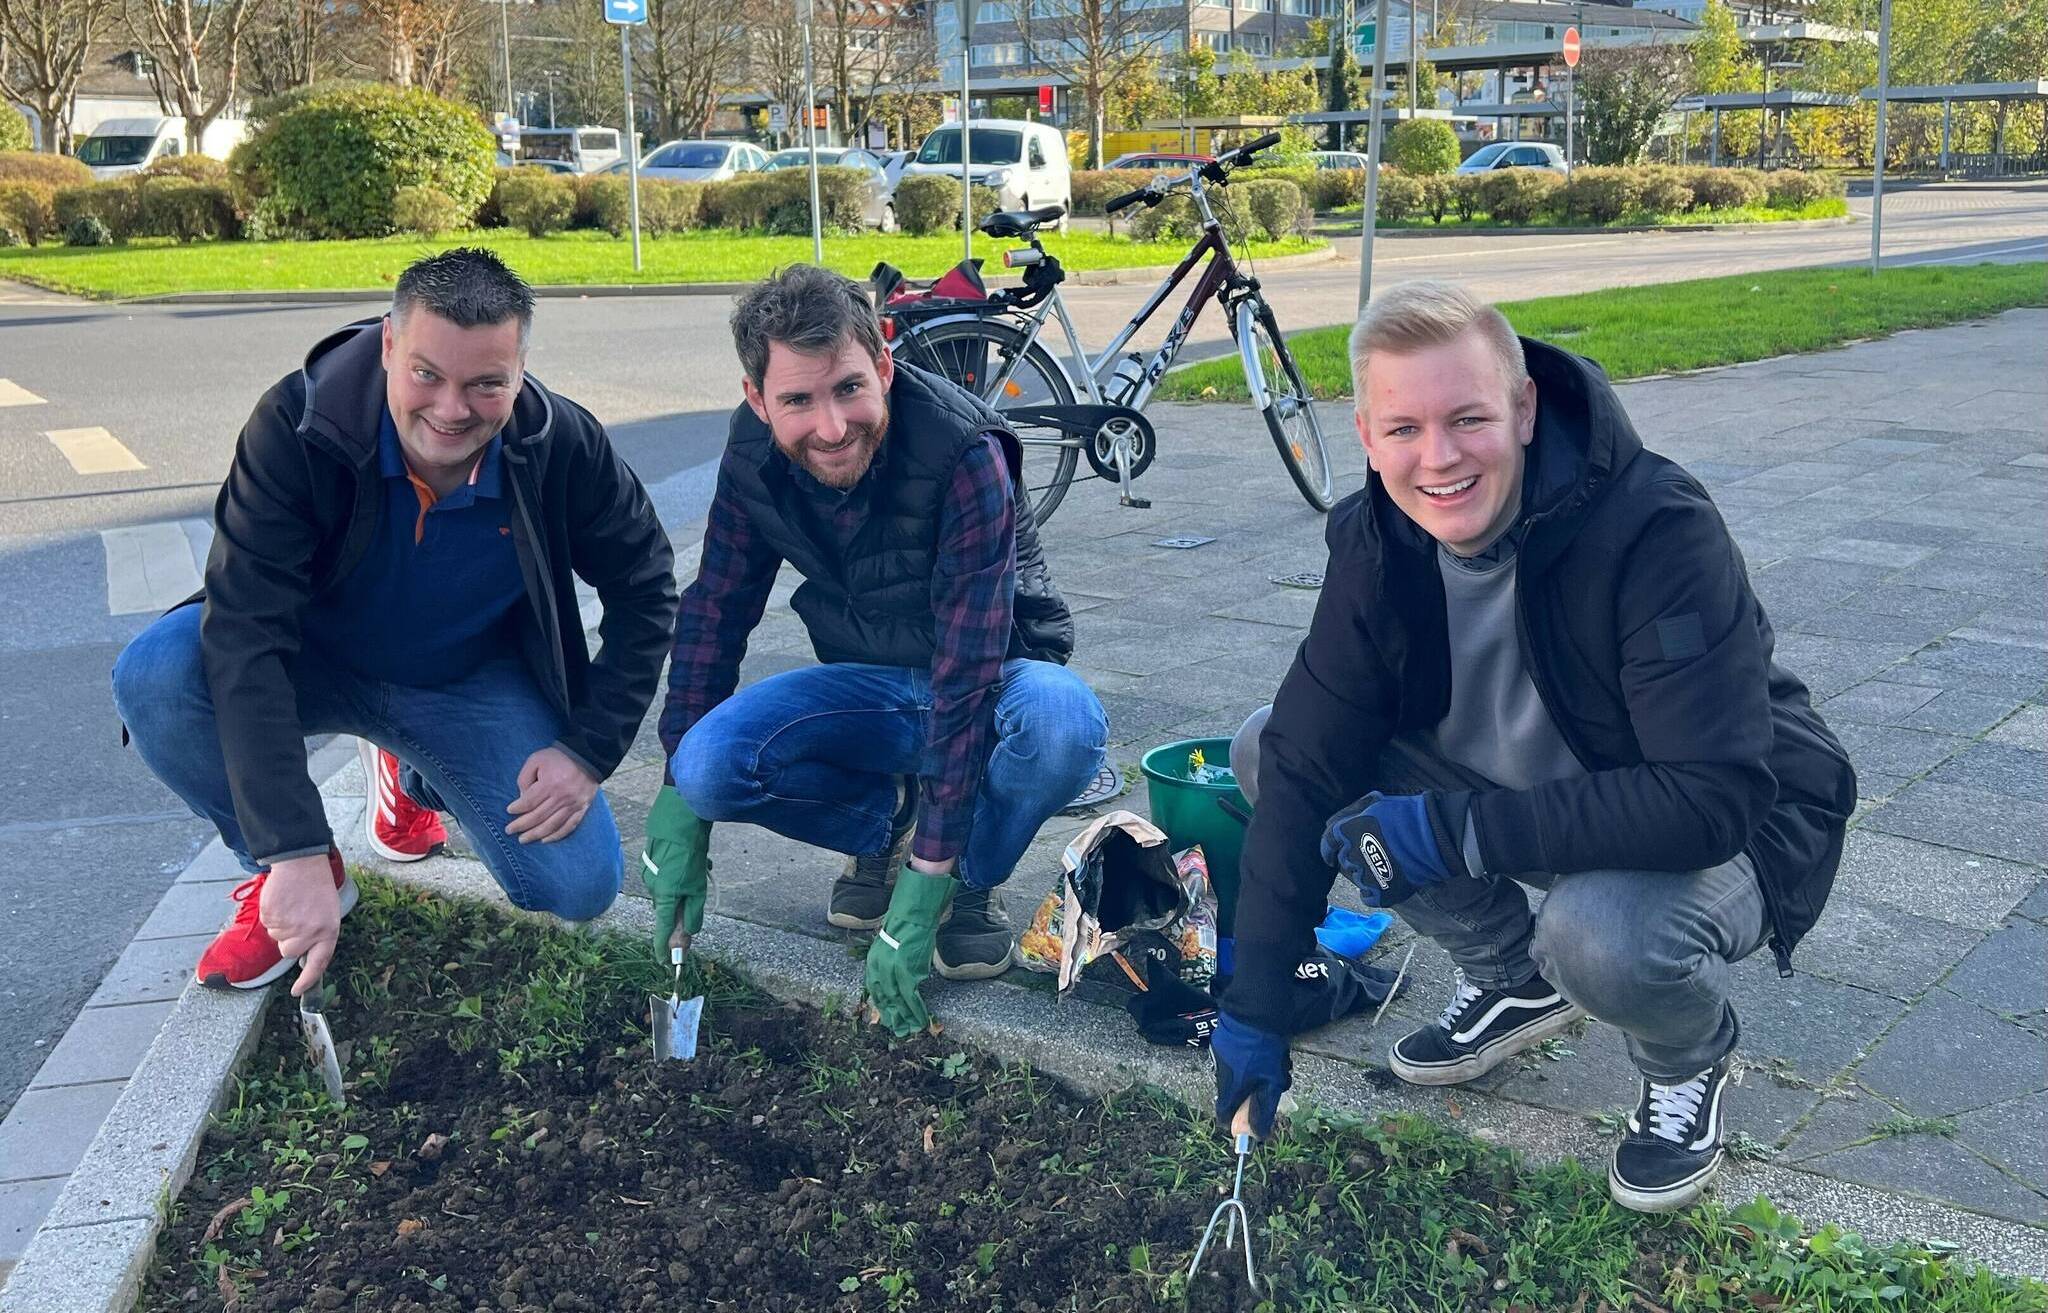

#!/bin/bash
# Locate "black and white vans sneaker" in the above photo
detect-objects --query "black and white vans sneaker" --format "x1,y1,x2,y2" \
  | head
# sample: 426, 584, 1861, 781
1609, 1056, 1733, 1213
1388, 970, 1587, 1086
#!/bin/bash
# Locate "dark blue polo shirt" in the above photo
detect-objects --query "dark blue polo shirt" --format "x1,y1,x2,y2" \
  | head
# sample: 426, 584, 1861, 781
302, 408, 528, 688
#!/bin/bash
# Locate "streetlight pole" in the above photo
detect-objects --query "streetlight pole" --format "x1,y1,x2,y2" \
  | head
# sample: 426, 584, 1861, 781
500, 0, 516, 125
961, 0, 976, 261
1355, 0, 1390, 315
1869, 0, 1891, 273
619, 23, 641, 272
803, 0, 824, 263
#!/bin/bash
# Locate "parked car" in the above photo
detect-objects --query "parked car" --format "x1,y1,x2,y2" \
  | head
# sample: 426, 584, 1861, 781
876, 149, 913, 192
516, 126, 624, 175
1107, 151, 1214, 173
764, 147, 898, 229
1311, 150, 1372, 171
1456, 141, 1566, 175
497, 152, 577, 174
636, 139, 771, 182
73, 116, 247, 179
901, 119, 1072, 223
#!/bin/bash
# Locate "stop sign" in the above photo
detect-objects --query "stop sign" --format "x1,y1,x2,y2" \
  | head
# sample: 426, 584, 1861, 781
1561, 25, 1581, 66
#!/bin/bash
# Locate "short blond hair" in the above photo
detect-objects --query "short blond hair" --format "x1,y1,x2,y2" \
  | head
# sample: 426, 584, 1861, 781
1349, 281, 1527, 407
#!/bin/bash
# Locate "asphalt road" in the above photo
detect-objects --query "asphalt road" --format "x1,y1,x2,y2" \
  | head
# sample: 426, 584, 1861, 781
0, 179, 2040, 1115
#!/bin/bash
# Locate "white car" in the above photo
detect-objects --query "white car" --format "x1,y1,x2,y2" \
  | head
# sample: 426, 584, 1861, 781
636, 140, 771, 183
1456, 142, 1566, 175
900, 119, 1072, 221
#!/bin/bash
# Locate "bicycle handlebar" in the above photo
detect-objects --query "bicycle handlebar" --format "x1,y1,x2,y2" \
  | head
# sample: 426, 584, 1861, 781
1104, 187, 1153, 214
1225, 132, 1283, 164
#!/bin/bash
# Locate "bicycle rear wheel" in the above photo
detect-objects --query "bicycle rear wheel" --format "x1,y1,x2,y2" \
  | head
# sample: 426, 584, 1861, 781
1237, 300, 1336, 512
899, 317, 1081, 525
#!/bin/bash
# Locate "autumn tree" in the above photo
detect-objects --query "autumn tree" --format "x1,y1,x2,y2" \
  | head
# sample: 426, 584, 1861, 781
126, 0, 257, 153
637, 0, 750, 138
1575, 39, 1689, 164
0, 0, 119, 150
1021, 0, 1176, 165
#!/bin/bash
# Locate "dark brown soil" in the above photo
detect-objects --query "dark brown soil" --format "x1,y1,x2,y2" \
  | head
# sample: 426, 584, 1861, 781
134, 883, 1635, 1313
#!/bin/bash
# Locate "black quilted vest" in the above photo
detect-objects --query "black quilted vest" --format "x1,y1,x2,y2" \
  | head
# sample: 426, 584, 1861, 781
723, 362, 1075, 668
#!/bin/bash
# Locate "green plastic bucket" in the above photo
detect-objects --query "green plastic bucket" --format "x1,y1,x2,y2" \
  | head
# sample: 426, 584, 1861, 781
1140, 736, 1251, 936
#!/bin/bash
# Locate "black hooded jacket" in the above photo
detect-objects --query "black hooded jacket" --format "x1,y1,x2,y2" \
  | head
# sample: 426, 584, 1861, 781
185, 319, 676, 864
1223, 339, 1857, 1035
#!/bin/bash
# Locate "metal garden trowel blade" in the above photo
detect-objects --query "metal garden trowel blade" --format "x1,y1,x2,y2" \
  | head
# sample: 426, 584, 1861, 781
298, 998, 346, 1106
650, 994, 704, 1064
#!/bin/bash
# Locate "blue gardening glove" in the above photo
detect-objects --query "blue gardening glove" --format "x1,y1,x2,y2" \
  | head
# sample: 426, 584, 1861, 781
643, 786, 712, 962
1212, 1012, 1291, 1138
1319, 791, 1471, 908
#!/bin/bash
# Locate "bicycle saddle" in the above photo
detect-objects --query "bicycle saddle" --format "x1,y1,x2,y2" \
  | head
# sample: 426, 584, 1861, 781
979, 205, 1066, 238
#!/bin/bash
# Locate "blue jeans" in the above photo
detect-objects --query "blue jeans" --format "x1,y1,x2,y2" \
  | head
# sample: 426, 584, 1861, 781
671, 660, 1108, 891
110, 605, 624, 919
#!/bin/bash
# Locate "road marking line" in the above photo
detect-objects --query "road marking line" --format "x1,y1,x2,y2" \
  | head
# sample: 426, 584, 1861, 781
0, 379, 48, 407
47, 426, 147, 475
1891, 239, 2048, 267
101, 519, 205, 615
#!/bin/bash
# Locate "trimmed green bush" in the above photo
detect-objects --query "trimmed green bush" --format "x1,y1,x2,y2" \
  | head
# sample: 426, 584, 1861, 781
1388, 119, 1461, 176
1479, 168, 1564, 224
0, 151, 91, 188
141, 154, 230, 184
1562, 166, 1645, 224
1374, 172, 1425, 223
0, 181, 56, 245
134, 177, 235, 240
65, 213, 114, 247
54, 181, 140, 240
889, 175, 998, 236
1306, 167, 1366, 213
1635, 166, 1694, 215
699, 168, 869, 233
1764, 169, 1837, 209
392, 185, 468, 237
1688, 166, 1766, 211
1069, 168, 1151, 215
1239, 179, 1304, 241
244, 83, 493, 238
1421, 175, 1455, 224
1127, 187, 1252, 242
1450, 173, 1484, 221
495, 168, 575, 237
586, 177, 705, 236
1, 106, 33, 154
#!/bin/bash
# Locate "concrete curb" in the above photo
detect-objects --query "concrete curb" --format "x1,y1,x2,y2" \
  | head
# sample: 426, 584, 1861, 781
7, 749, 2042, 1308
72, 246, 1342, 308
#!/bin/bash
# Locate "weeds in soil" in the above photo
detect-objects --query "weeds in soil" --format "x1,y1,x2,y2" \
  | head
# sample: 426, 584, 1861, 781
1871, 1113, 1961, 1140
139, 873, 2046, 1313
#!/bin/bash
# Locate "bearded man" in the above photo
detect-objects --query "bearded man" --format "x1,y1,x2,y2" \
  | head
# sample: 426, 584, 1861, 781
641, 265, 1107, 1035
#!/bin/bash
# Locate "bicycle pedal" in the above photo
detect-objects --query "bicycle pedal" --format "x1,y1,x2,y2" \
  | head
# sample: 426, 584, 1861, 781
1120, 495, 1153, 509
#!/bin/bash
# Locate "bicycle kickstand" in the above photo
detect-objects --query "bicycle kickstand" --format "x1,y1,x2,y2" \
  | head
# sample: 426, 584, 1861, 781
1114, 438, 1150, 509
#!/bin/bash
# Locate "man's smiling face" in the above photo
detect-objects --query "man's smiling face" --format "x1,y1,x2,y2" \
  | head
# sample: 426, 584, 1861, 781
1355, 325, 1538, 557
380, 310, 524, 489
742, 333, 895, 489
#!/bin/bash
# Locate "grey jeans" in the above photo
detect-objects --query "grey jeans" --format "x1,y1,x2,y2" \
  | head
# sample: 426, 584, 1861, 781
1232, 706, 1768, 1080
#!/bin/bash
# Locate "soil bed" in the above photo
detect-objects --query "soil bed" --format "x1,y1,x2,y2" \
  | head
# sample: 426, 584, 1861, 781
139, 878, 2042, 1313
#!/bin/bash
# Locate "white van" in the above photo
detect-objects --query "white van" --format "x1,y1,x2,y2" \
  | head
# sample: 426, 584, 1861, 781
75, 116, 247, 179
516, 126, 625, 175
901, 119, 1071, 221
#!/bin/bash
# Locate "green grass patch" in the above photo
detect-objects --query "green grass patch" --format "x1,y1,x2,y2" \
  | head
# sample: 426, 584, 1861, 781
1323, 197, 1848, 228
139, 873, 2045, 1313
1158, 261, 2048, 402
0, 227, 1322, 300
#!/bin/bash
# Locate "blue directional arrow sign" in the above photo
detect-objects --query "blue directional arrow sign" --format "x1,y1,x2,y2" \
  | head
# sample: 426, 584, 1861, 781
604, 0, 647, 24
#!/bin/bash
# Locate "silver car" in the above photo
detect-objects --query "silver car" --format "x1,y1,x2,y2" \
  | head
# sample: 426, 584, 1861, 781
635, 139, 770, 182
1456, 142, 1567, 175
764, 147, 897, 230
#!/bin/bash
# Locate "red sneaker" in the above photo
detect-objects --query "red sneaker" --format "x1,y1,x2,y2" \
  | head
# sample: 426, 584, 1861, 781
359, 739, 447, 862
195, 849, 358, 990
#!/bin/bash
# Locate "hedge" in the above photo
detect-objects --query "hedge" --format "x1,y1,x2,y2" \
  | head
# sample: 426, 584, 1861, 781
1479, 168, 1565, 224
1561, 166, 1644, 224
0, 182, 56, 245
1306, 167, 1366, 213
496, 169, 576, 237
1, 106, 33, 154
893, 175, 1000, 236
47, 176, 239, 242
1765, 169, 1842, 209
242, 82, 493, 238
1688, 166, 1767, 211
1636, 166, 1696, 215
0, 151, 91, 188
1127, 186, 1252, 242
587, 177, 705, 236
700, 168, 870, 234
1239, 179, 1304, 240
393, 185, 468, 237
1374, 173, 1425, 223
141, 154, 230, 184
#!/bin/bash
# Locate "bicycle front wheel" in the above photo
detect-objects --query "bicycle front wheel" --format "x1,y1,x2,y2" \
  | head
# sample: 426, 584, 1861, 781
1237, 300, 1336, 512
902, 317, 1081, 525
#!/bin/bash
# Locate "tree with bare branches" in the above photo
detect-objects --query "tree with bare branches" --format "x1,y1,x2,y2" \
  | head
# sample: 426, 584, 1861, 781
239, 0, 326, 98
748, 0, 807, 146
127, 0, 257, 152
639, 0, 751, 138
1022, 0, 1175, 167
0, 0, 119, 151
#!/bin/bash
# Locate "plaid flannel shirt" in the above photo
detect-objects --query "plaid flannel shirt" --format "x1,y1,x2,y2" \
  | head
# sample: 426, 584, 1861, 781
659, 434, 1017, 865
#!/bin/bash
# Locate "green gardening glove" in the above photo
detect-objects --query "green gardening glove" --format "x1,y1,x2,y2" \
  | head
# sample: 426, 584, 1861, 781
643, 785, 712, 962
863, 866, 958, 1037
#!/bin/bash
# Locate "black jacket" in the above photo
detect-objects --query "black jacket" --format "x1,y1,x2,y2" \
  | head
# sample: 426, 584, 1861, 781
722, 361, 1074, 666
1224, 339, 1856, 1035
191, 319, 677, 864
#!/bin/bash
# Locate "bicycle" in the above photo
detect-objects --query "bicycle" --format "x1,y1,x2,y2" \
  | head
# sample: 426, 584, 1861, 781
878, 132, 1335, 524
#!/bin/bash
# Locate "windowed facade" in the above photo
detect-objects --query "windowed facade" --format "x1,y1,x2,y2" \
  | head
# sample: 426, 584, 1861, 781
971, 39, 1026, 64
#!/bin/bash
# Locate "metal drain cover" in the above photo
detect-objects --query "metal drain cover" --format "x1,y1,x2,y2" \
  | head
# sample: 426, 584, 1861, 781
1270, 571, 1325, 589
1061, 764, 1127, 813
1153, 535, 1216, 550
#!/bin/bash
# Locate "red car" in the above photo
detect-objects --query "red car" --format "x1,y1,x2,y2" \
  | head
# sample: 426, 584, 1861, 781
1106, 152, 1215, 173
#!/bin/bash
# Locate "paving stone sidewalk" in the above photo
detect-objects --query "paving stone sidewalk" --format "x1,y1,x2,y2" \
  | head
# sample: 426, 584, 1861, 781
597, 308, 2046, 1230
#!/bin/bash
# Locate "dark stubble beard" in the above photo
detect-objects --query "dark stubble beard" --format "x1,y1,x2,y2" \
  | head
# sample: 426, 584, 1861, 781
798, 399, 890, 490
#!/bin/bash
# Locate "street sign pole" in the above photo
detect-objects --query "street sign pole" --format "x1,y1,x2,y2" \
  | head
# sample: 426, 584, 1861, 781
620, 26, 641, 271
604, 0, 648, 272
961, 0, 976, 261
803, 0, 823, 263
1560, 24, 1579, 177
1869, 0, 1891, 273
1355, 0, 1390, 315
